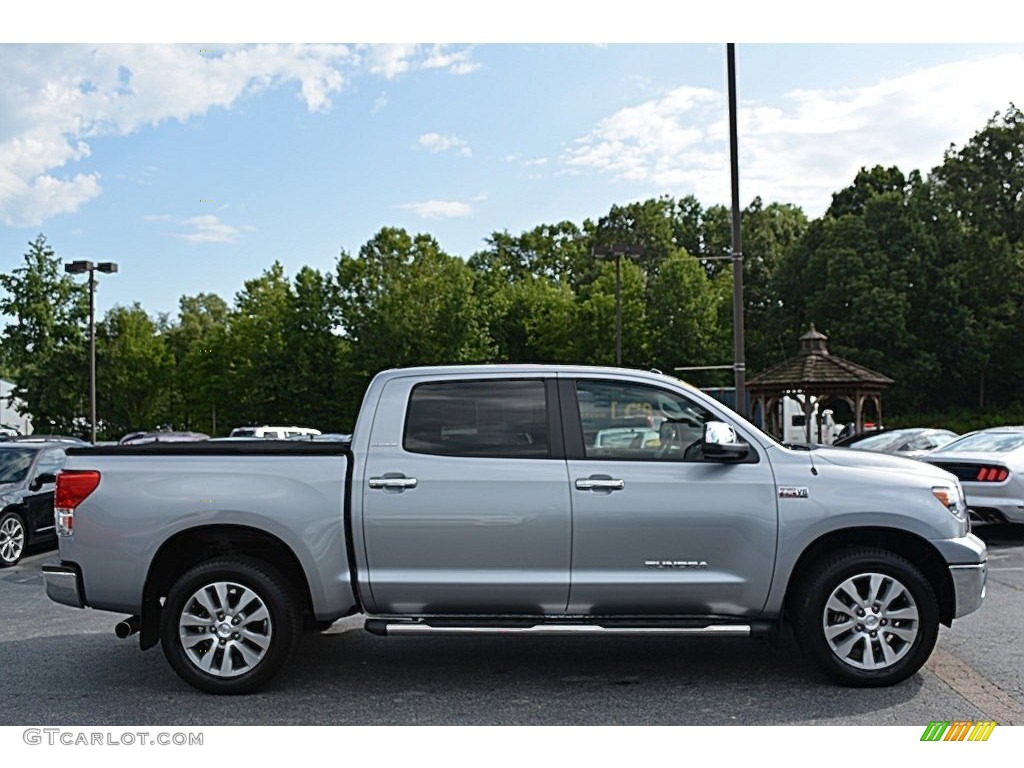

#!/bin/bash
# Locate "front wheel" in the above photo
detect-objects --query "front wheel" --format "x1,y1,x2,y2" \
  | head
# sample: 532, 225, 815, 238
160, 558, 301, 694
792, 547, 939, 687
0, 511, 27, 568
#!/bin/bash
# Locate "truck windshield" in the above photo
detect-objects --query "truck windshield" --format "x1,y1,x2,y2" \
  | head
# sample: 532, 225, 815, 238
0, 448, 35, 484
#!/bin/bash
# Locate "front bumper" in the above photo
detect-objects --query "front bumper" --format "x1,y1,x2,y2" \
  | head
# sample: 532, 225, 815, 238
950, 562, 987, 618
42, 561, 85, 608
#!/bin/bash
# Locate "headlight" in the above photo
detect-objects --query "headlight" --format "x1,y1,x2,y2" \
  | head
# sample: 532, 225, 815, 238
932, 483, 967, 520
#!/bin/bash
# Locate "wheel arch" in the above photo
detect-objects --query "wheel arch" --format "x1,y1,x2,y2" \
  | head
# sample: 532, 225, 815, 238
783, 527, 956, 627
141, 525, 314, 650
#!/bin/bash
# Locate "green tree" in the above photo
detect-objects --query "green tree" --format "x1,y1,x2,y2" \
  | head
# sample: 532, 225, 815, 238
96, 303, 172, 436
931, 104, 1024, 406
227, 262, 296, 426
932, 104, 1024, 244
0, 235, 88, 434
164, 293, 231, 433
647, 251, 725, 374
336, 228, 494, 393
283, 266, 354, 430
573, 257, 648, 366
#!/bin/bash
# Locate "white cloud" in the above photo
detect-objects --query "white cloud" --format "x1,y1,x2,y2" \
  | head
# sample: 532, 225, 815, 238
399, 199, 474, 219
421, 45, 480, 75
0, 43, 478, 226
364, 44, 420, 79
371, 92, 388, 116
561, 54, 1024, 215
363, 44, 479, 79
177, 214, 253, 244
417, 132, 472, 157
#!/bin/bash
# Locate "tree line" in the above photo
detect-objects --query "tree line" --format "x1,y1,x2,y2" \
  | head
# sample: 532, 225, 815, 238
1, 105, 1022, 439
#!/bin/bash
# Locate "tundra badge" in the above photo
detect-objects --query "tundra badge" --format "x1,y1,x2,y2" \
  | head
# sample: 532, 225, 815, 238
779, 486, 810, 499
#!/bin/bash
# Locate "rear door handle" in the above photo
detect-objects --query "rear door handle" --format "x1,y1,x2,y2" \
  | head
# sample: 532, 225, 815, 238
575, 476, 625, 491
368, 476, 418, 490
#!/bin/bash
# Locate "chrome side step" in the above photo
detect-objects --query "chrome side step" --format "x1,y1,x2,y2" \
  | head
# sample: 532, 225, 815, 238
365, 620, 752, 637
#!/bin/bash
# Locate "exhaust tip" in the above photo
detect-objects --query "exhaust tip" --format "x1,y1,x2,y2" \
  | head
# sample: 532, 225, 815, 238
115, 616, 141, 639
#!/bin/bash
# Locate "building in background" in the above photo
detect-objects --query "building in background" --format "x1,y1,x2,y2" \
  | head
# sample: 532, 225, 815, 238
0, 378, 33, 435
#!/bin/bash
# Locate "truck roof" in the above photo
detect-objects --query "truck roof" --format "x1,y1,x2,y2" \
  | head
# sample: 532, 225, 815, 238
373, 364, 698, 389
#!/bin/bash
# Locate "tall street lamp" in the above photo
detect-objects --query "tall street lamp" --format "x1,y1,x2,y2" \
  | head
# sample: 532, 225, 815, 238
727, 43, 746, 416
64, 260, 118, 444
592, 244, 643, 367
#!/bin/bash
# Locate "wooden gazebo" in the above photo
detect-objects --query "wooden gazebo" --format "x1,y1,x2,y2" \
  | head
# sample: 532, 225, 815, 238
747, 325, 893, 442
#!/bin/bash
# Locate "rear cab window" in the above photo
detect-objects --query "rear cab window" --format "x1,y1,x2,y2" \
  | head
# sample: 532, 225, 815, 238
403, 379, 551, 458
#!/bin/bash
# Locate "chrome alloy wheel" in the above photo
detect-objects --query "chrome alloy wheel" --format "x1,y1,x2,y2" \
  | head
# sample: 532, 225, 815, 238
0, 515, 25, 565
177, 581, 273, 678
822, 572, 920, 670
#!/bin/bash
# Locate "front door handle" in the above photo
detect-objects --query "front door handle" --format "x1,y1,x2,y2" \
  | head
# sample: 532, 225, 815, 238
368, 476, 419, 490
575, 476, 625, 491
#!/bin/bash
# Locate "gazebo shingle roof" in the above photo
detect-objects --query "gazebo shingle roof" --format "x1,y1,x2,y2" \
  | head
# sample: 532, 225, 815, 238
747, 325, 893, 390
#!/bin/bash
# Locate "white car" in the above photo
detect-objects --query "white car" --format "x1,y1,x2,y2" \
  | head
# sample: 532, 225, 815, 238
228, 425, 321, 439
593, 426, 661, 449
923, 427, 1024, 525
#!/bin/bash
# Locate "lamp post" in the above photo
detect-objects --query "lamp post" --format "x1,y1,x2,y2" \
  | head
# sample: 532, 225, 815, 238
64, 260, 118, 444
727, 43, 746, 416
592, 244, 643, 366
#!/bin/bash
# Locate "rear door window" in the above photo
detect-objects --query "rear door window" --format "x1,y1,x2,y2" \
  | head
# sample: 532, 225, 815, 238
404, 379, 550, 458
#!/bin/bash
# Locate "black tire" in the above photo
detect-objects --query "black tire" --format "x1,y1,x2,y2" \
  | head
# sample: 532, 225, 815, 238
791, 547, 939, 687
159, 558, 302, 694
0, 510, 27, 568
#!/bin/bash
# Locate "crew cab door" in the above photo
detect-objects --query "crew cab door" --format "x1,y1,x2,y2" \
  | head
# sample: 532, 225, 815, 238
360, 376, 572, 615
562, 377, 778, 617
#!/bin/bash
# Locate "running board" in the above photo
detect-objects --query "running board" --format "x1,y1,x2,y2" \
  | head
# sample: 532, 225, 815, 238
364, 619, 756, 637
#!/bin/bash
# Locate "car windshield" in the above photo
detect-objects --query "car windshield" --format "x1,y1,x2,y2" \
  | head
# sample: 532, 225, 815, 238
941, 431, 1024, 454
850, 430, 914, 452
0, 448, 35, 484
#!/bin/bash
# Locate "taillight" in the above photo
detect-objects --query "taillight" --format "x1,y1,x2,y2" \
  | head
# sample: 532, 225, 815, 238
974, 466, 1009, 483
54, 470, 101, 536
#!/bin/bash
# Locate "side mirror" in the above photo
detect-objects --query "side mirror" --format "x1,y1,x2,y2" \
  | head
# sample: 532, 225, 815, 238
702, 421, 749, 461
30, 472, 58, 491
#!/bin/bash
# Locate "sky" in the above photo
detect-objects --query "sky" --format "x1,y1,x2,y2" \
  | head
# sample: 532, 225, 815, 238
2, 3, 1023, 321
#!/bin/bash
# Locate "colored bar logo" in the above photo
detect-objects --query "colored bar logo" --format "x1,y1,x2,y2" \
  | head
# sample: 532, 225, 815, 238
921, 721, 997, 741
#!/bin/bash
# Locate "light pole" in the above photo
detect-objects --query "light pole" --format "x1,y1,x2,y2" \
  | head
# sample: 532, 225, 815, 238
64, 260, 118, 444
592, 244, 643, 366
727, 43, 746, 416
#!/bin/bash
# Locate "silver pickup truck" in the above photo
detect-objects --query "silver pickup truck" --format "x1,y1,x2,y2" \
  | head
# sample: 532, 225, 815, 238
43, 365, 987, 694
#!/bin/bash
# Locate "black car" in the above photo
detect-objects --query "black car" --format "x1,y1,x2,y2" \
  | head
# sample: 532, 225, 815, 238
0, 442, 69, 567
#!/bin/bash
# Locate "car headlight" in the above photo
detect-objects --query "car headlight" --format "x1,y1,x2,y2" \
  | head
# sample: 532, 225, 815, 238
932, 483, 967, 520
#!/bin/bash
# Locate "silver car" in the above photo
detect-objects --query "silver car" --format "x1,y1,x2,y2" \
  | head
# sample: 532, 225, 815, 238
924, 427, 1024, 524
848, 428, 959, 459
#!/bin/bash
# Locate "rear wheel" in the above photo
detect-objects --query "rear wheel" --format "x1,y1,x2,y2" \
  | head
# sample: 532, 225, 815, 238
0, 511, 27, 568
160, 558, 301, 694
792, 547, 939, 687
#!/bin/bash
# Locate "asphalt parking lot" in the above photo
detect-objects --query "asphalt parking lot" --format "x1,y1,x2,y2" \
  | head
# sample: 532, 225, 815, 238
1, 525, 1022, 726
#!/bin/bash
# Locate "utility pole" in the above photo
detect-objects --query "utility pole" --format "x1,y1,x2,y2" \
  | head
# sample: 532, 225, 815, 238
592, 245, 644, 366
64, 260, 119, 443
727, 43, 746, 417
